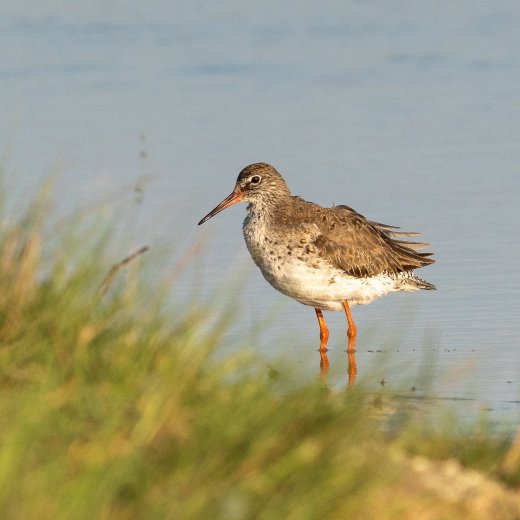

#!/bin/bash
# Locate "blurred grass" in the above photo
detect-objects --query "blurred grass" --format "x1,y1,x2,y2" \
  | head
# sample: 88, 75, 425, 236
0, 181, 519, 520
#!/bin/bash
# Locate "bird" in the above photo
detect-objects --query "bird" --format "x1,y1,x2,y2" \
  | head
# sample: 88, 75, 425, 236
198, 163, 435, 356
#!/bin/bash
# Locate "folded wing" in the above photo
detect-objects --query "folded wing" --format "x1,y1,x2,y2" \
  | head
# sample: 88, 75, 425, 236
309, 204, 434, 278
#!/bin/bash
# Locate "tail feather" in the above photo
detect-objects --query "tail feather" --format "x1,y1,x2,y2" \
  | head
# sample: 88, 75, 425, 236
399, 272, 436, 291
392, 239, 432, 251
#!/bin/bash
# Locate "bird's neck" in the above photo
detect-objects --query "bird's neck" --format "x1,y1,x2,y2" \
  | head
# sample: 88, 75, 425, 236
246, 195, 288, 221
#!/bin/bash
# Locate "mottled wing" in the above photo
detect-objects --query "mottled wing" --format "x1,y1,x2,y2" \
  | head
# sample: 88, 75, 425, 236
306, 204, 434, 277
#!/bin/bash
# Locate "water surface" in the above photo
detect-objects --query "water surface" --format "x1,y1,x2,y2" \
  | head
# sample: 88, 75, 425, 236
1, 1, 519, 429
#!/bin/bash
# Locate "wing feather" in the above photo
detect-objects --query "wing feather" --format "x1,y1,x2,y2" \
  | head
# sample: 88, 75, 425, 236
309, 204, 435, 277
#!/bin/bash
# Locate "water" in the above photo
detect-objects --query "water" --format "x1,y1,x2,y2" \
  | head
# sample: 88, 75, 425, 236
1, 2, 519, 430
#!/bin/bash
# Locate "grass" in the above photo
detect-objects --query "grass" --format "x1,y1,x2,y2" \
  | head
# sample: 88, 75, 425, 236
0, 182, 519, 519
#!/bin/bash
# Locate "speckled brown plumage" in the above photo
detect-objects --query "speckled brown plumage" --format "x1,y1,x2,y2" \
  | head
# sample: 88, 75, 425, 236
233, 163, 435, 283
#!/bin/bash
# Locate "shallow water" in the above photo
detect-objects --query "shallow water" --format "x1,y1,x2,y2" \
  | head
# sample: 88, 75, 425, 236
1, 2, 519, 429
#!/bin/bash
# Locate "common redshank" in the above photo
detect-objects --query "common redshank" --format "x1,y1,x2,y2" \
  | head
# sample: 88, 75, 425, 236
198, 163, 435, 358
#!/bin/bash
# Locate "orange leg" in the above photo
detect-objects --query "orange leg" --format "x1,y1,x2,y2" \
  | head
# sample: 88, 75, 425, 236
314, 308, 329, 352
342, 300, 357, 353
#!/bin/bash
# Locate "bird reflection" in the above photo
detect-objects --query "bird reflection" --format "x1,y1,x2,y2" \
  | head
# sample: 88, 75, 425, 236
319, 347, 357, 387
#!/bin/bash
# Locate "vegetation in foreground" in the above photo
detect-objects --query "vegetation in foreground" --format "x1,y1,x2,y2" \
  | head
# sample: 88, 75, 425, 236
0, 185, 519, 520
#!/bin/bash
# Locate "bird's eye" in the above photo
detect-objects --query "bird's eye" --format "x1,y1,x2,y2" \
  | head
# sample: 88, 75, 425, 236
250, 175, 261, 185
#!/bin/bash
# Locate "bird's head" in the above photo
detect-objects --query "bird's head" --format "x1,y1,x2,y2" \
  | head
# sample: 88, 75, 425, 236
198, 163, 290, 225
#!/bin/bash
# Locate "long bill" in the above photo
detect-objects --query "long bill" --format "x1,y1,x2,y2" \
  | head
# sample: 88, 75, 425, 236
197, 191, 243, 225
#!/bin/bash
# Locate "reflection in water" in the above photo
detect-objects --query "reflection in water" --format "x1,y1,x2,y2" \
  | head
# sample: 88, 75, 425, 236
319, 349, 330, 378
319, 348, 358, 387
347, 350, 358, 386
